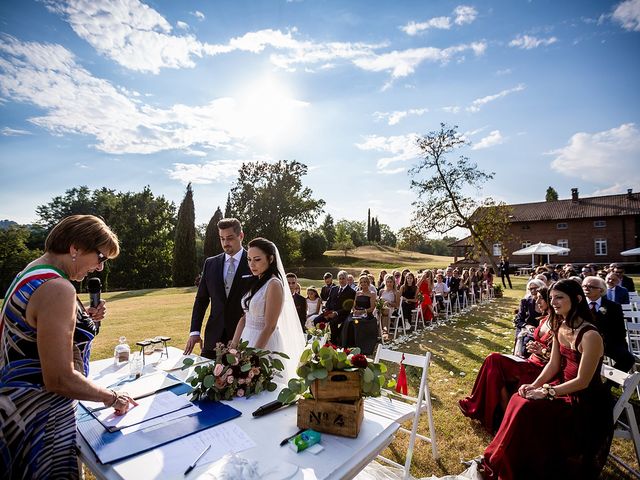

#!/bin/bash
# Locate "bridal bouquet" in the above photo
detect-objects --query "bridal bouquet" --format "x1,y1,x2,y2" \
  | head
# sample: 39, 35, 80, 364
277, 339, 392, 404
183, 340, 289, 401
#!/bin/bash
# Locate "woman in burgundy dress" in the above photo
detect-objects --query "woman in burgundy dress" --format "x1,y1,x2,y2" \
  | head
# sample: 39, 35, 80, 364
481, 279, 613, 479
459, 288, 552, 433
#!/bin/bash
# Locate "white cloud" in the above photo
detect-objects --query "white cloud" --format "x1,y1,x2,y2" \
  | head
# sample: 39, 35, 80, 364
44, 0, 212, 74
453, 5, 478, 25
611, 0, 640, 31
192, 10, 205, 21
509, 35, 558, 49
1, 127, 32, 136
472, 130, 504, 150
374, 108, 428, 126
442, 105, 461, 114
400, 17, 451, 35
355, 133, 420, 171
0, 36, 307, 156
495, 68, 512, 76
400, 5, 477, 35
168, 159, 252, 184
467, 84, 525, 112
549, 123, 640, 186
176, 21, 189, 30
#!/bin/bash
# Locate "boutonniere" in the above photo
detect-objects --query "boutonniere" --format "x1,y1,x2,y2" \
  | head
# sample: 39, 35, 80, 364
598, 306, 607, 315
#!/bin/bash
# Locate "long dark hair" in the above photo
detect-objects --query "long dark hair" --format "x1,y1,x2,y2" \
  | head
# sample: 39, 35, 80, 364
243, 237, 281, 310
549, 279, 594, 333
536, 287, 549, 317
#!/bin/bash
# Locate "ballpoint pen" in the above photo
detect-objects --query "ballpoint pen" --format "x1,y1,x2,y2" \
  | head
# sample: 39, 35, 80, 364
279, 428, 306, 447
184, 444, 211, 476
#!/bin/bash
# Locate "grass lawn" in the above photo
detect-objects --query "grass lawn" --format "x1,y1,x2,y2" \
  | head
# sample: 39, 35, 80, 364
83, 274, 639, 479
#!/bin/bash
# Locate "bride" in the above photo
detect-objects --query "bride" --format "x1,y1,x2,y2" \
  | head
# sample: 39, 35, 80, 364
231, 237, 304, 379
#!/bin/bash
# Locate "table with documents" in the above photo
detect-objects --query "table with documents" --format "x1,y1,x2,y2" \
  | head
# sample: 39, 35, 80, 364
77, 347, 400, 479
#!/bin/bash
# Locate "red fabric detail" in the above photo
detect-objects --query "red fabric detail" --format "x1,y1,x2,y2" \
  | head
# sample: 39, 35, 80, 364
395, 353, 408, 395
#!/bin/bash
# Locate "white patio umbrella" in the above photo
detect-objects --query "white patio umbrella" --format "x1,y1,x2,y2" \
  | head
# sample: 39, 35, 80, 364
511, 242, 571, 268
621, 247, 640, 256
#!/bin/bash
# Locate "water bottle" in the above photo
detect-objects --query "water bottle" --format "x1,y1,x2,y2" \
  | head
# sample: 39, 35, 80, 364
113, 336, 130, 365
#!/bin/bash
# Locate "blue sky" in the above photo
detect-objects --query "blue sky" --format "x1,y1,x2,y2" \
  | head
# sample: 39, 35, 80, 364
1, 0, 639, 233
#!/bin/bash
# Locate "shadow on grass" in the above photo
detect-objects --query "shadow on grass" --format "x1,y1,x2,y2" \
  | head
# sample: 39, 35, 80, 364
106, 286, 196, 301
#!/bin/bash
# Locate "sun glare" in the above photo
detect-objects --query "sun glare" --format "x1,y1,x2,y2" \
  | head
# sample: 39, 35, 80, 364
234, 76, 308, 147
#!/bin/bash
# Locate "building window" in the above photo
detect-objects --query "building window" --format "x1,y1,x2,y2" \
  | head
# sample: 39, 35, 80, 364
594, 220, 606, 228
493, 243, 502, 256
556, 222, 568, 230
521, 241, 531, 249
557, 239, 569, 256
594, 239, 607, 256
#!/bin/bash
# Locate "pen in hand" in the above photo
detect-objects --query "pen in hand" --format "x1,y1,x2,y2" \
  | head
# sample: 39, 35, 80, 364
184, 444, 211, 476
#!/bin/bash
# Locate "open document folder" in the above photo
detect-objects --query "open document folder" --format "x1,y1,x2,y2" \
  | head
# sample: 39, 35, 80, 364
77, 385, 242, 464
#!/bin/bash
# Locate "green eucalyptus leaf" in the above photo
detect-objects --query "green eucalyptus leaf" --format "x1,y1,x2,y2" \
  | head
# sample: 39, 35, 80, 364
313, 368, 328, 379
272, 358, 284, 371
183, 358, 195, 367
363, 368, 374, 383
226, 354, 236, 364
203, 375, 215, 388
267, 382, 277, 392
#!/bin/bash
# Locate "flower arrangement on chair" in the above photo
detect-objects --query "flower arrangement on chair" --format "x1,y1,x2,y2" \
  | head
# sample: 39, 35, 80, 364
183, 340, 289, 401
277, 339, 393, 404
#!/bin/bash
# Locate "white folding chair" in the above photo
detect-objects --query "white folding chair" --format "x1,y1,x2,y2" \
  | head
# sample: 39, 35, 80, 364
626, 322, 640, 365
375, 310, 386, 345
364, 346, 438, 479
622, 304, 634, 313
624, 311, 640, 324
411, 307, 426, 330
390, 308, 407, 339
601, 365, 640, 477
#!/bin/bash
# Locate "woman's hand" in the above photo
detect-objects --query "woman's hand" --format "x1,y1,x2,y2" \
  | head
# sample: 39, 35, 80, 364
104, 390, 136, 415
87, 299, 107, 321
518, 383, 534, 397
524, 387, 547, 400
526, 340, 543, 355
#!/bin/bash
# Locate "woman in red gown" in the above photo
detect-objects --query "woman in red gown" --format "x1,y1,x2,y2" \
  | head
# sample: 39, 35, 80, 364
417, 270, 434, 323
458, 288, 552, 433
481, 279, 613, 479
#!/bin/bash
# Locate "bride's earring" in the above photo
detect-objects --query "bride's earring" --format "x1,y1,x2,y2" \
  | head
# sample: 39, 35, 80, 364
72, 253, 77, 262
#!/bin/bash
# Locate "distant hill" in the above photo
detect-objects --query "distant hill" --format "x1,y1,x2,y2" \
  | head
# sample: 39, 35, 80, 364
0, 219, 18, 230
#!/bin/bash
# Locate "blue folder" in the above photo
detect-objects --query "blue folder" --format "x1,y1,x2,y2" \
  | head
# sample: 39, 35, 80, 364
77, 384, 242, 464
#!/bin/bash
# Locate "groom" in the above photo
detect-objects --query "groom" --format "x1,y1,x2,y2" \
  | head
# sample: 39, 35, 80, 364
184, 217, 252, 359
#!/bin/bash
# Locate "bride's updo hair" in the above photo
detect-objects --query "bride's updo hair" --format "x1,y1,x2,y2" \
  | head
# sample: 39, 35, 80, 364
244, 237, 282, 310
549, 279, 593, 333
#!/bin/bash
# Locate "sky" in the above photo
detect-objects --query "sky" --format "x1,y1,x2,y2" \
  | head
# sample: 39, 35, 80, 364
1, 0, 639, 234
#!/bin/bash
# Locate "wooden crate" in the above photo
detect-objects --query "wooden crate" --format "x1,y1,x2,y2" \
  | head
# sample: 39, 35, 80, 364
311, 370, 361, 401
297, 398, 364, 438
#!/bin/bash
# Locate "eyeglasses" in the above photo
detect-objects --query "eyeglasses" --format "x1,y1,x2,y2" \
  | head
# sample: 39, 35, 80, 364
96, 250, 108, 264
583, 284, 600, 290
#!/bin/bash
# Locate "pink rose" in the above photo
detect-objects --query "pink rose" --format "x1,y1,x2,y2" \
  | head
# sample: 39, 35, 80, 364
252, 367, 260, 375
236, 389, 245, 397
213, 364, 224, 376
248, 371, 255, 379
227, 375, 234, 384
229, 348, 238, 355
238, 378, 245, 385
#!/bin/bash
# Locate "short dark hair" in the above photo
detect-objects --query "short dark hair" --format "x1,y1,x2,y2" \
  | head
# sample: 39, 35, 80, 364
45, 215, 119, 258
217, 218, 242, 235
323, 272, 333, 279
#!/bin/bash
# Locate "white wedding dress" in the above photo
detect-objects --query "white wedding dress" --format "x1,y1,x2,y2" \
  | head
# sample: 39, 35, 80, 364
240, 276, 285, 353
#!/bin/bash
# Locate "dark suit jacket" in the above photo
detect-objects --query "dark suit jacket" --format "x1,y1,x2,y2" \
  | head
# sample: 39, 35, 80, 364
190, 250, 252, 356
499, 261, 510, 275
606, 285, 629, 305
447, 276, 460, 293
591, 297, 633, 370
514, 297, 539, 329
325, 285, 356, 322
620, 275, 635, 293
293, 293, 307, 329
320, 283, 335, 302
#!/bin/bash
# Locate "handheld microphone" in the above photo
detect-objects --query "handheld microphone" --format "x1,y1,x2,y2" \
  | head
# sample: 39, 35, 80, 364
87, 277, 102, 330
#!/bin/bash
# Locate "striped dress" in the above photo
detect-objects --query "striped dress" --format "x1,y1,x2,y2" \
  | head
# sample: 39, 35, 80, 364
0, 265, 97, 479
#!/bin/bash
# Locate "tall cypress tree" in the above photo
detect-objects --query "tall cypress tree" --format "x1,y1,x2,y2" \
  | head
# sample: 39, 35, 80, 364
367, 208, 371, 242
172, 183, 197, 286
224, 193, 233, 218
203, 206, 223, 259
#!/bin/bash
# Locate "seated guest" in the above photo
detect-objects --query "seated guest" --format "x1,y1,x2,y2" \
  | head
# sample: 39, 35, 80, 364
320, 272, 335, 302
445, 267, 460, 305
399, 272, 418, 327
459, 269, 470, 303
605, 272, 630, 304
379, 274, 400, 341
321, 270, 355, 344
612, 264, 635, 292
513, 279, 546, 344
286, 273, 307, 329
460, 288, 552, 433
376, 270, 387, 291
341, 275, 377, 354
432, 273, 450, 312
346, 274, 357, 291
367, 274, 378, 294
480, 280, 613, 479
304, 286, 322, 330
392, 270, 401, 287
583, 276, 635, 372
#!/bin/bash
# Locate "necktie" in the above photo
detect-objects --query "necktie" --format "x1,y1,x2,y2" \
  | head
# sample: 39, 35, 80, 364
608, 289, 614, 301
590, 301, 597, 313
338, 287, 343, 296
225, 257, 235, 296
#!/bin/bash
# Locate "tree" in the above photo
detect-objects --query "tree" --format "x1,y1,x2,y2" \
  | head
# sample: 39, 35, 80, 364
335, 219, 366, 247
224, 193, 234, 218
409, 124, 512, 270
36, 186, 119, 229
300, 230, 328, 260
0, 227, 42, 293
367, 209, 371, 242
320, 214, 336, 247
172, 183, 197, 287
545, 186, 559, 202
227, 160, 325, 264
333, 227, 355, 257
203, 207, 223, 259
378, 223, 397, 247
